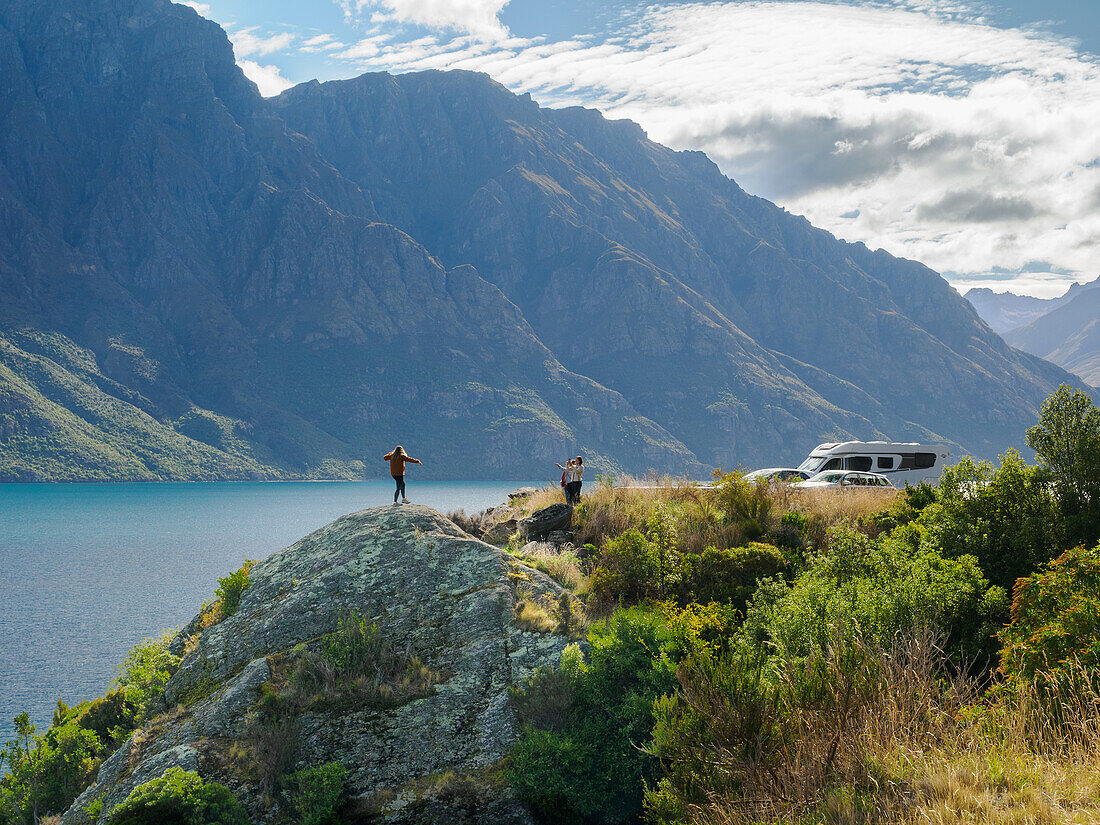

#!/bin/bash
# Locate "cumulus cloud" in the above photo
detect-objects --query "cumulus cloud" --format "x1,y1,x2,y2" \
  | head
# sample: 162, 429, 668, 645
177, 0, 211, 14
231, 27, 296, 58
239, 60, 295, 96
339, 0, 510, 40
317, 0, 1100, 295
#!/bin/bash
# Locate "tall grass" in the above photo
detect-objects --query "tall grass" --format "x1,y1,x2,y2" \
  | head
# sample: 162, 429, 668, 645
650, 630, 1100, 825
515, 475, 897, 554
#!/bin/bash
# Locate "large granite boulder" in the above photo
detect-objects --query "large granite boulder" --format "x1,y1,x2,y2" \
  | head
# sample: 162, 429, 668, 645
62, 506, 570, 825
518, 504, 573, 540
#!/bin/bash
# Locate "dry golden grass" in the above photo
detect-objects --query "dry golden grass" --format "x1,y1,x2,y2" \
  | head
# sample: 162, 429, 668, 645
675, 636, 1100, 825
513, 598, 558, 633
515, 541, 586, 590
775, 484, 898, 531
519, 475, 897, 555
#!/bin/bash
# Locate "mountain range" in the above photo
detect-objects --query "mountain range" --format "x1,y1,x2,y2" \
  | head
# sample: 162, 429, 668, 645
966, 281, 1100, 386
0, 0, 1083, 481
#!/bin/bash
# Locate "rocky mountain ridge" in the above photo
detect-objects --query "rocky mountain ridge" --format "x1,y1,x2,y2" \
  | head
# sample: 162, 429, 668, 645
966, 280, 1100, 386
0, 0, 1085, 480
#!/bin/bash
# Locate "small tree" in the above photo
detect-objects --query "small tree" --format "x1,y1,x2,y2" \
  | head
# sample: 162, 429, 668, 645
1027, 384, 1100, 546
999, 542, 1100, 679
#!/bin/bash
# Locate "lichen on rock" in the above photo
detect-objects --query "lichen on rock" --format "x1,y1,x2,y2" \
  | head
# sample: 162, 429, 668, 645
62, 505, 571, 824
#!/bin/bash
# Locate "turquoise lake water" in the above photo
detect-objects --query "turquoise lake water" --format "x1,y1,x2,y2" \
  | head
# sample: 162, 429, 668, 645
0, 480, 534, 734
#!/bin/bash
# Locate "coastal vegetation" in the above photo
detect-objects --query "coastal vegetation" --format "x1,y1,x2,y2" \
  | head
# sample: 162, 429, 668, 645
503, 384, 1100, 825
2, 385, 1098, 824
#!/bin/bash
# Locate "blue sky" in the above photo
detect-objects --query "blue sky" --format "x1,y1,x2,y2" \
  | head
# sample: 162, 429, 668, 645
181, 0, 1100, 297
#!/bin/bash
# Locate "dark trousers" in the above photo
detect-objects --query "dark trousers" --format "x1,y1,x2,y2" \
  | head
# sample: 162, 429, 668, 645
393, 474, 406, 502
566, 480, 582, 505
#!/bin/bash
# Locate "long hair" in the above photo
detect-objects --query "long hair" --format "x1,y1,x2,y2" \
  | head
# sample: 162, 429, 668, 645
394, 445, 406, 456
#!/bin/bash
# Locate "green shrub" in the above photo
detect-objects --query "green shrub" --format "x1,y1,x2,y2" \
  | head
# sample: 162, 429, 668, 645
646, 624, 894, 822
713, 471, 772, 540
998, 541, 1100, 686
286, 762, 348, 825
0, 633, 181, 824
677, 542, 788, 610
918, 451, 1064, 592
79, 690, 143, 745
741, 526, 1004, 666
589, 529, 659, 606
103, 767, 248, 825
0, 712, 101, 825
214, 561, 255, 619
507, 607, 678, 824
290, 609, 439, 710
114, 630, 181, 719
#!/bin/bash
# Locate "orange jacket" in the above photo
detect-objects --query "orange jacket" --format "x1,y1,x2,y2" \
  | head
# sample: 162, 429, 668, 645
384, 452, 420, 476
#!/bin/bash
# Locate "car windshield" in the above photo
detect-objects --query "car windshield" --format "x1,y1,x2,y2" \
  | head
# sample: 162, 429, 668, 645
809, 472, 844, 483
798, 457, 825, 472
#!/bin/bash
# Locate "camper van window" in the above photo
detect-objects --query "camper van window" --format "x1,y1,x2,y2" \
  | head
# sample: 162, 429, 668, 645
914, 453, 936, 469
877, 456, 894, 470
822, 458, 843, 471
846, 456, 873, 471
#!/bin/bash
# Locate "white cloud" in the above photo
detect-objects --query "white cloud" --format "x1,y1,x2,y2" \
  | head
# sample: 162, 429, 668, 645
324, 0, 1100, 296
301, 33, 348, 52
231, 27, 296, 58
239, 60, 295, 97
339, 0, 510, 41
178, 0, 211, 14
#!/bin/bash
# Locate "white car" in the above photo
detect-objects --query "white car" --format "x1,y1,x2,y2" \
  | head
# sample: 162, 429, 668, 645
795, 470, 897, 489
742, 468, 812, 483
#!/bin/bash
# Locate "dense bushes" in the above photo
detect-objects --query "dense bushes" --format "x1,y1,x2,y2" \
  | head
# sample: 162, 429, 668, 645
508, 389, 1100, 825
0, 633, 179, 825
917, 451, 1064, 592
998, 541, 1100, 685
677, 543, 788, 611
508, 608, 679, 824
286, 762, 348, 825
741, 526, 1005, 665
103, 767, 247, 825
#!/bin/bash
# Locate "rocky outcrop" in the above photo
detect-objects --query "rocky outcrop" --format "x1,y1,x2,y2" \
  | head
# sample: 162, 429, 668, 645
518, 504, 573, 540
61, 506, 571, 824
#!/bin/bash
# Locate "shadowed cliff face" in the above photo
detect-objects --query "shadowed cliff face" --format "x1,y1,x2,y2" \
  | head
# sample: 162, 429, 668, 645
0, 0, 1084, 480
60, 505, 566, 824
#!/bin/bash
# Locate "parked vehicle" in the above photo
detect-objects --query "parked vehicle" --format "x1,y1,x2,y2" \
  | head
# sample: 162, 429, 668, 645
795, 441, 950, 486
741, 467, 812, 483
796, 470, 897, 489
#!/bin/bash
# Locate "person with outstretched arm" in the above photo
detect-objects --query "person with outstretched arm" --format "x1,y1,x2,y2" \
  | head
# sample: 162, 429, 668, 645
555, 456, 584, 505
384, 445, 422, 504
555, 458, 574, 503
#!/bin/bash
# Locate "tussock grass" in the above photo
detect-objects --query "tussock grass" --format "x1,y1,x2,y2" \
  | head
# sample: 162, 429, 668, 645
519, 474, 897, 555
515, 542, 585, 591
660, 632, 1100, 825
773, 485, 898, 536
513, 599, 558, 634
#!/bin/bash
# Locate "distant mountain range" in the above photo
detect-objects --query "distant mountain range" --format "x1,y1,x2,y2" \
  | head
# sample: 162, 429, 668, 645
966, 281, 1100, 386
0, 0, 1084, 481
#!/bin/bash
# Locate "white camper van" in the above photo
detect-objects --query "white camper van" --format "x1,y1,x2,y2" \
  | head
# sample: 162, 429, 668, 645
796, 442, 951, 486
